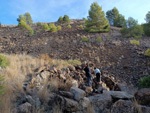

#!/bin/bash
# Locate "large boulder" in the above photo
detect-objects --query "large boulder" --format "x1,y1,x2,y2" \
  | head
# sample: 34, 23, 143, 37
88, 92, 112, 113
135, 88, 150, 106
70, 87, 86, 101
16, 102, 32, 113
104, 91, 134, 99
111, 100, 134, 113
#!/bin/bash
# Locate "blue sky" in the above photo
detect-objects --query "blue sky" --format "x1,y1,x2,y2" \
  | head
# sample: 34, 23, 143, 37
0, 0, 150, 25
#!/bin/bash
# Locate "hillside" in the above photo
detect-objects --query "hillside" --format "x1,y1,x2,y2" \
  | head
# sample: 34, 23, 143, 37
0, 20, 150, 87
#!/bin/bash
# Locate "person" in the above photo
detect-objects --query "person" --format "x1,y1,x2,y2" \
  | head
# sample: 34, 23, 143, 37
94, 67, 101, 84
83, 63, 92, 87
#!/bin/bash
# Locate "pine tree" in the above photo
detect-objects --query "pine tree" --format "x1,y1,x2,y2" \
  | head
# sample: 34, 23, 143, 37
63, 15, 70, 23
58, 16, 63, 23
25, 12, 33, 24
85, 2, 110, 32
114, 14, 126, 27
106, 7, 119, 25
145, 11, 150, 23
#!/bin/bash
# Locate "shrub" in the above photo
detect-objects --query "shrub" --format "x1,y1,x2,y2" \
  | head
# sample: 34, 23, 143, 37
42, 23, 49, 31
37, 22, 42, 26
67, 24, 71, 29
57, 25, 62, 31
143, 23, 150, 36
68, 59, 82, 66
63, 15, 70, 23
58, 16, 63, 23
130, 40, 140, 45
82, 36, 88, 42
96, 37, 102, 42
139, 75, 150, 89
49, 23, 57, 32
107, 36, 111, 39
145, 49, 150, 57
29, 29, 34, 36
0, 54, 9, 68
79, 25, 84, 30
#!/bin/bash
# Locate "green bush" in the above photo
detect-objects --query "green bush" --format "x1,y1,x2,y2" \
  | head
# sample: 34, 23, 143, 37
79, 25, 84, 30
82, 36, 88, 42
63, 15, 70, 23
107, 36, 111, 39
145, 49, 150, 57
49, 23, 57, 32
143, 23, 150, 36
57, 25, 62, 31
139, 75, 150, 89
68, 59, 82, 66
58, 16, 63, 23
130, 40, 140, 45
96, 37, 102, 42
0, 54, 9, 68
42, 23, 49, 31
0, 75, 5, 103
37, 22, 42, 26
67, 24, 71, 29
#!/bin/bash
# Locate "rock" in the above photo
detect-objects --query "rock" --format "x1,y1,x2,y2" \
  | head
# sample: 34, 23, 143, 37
85, 86, 93, 93
80, 97, 90, 108
72, 79, 78, 87
50, 66, 57, 73
70, 87, 86, 101
17, 102, 32, 113
136, 105, 150, 113
68, 66, 76, 71
59, 74, 66, 80
102, 76, 116, 90
97, 82, 110, 93
88, 93, 112, 113
104, 91, 134, 99
115, 82, 132, 94
35, 98, 41, 108
135, 88, 150, 106
59, 91, 74, 99
40, 71, 50, 79
25, 95, 35, 105
111, 100, 134, 113
54, 95, 79, 112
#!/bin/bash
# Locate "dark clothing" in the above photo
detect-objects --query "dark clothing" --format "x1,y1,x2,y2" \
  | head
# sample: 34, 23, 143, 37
84, 66, 92, 86
96, 73, 101, 82
84, 67, 92, 77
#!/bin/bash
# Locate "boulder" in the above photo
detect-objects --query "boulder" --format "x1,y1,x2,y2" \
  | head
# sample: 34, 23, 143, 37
135, 88, 150, 106
104, 91, 134, 99
59, 91, 74, 99
102, 76, 116, 90
136, 105, 150, 113
40, 71, 50, 79
70, 87, 86, 101
85, 86, 93, 93
17, 102, 32, 113
88, 93, 112, 113
111, 100, 134, 113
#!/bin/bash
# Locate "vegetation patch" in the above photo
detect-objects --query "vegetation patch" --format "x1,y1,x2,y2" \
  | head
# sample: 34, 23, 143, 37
96, 37, 102, 42
145, 49, 150, 57
139, 75, 150, 89
49, 23, 57, 32
37, 22, 42, 26
42, 23, 49, 31
82, 36, 89, 42
0, 54, 9, 68
107, 36, 111, 39
67, 24, 71, 29
57, 25, 62, 31
68, 59, 82, 66
130, 40, 140, 45
0, 75, 5, 104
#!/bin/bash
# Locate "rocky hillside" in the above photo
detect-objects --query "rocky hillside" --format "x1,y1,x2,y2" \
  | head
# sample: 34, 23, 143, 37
0, 19, 150, 87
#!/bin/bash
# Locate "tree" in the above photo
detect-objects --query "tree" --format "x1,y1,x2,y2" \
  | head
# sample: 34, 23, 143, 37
127, 17, 138, 28
42, 23, 49, 31
85, 2, 110, 32
25, 12, 33, 24
145, 11, 150, 23
63, 15, 70, 23
17, 15, 26, 23
58, 16, 63, 23
106, 7, 119, 25
114, 14, 126, 27
17, 12, 33, 24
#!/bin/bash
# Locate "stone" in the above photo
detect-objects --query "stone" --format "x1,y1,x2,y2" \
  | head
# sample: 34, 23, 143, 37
80, 97, 90, 108
70, 87, 86, 101
68, 66, 76, 71
85, 86, 93, 93
25, 95, 35, 105
17, 102, 32, 113
35, 98, 41, 108
88, 93, 112, 113
111, 100, 134, 113
136, 105, 150, 113
72, 79, 79, 87
104, 91, 134, 99
135, 88, 150, 106
102, 76, 116, 90
40, 71, 50, 79
59, 91, 74, 99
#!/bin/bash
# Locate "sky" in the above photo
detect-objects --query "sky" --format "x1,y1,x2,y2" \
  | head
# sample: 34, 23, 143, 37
0, 0, 150, 25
